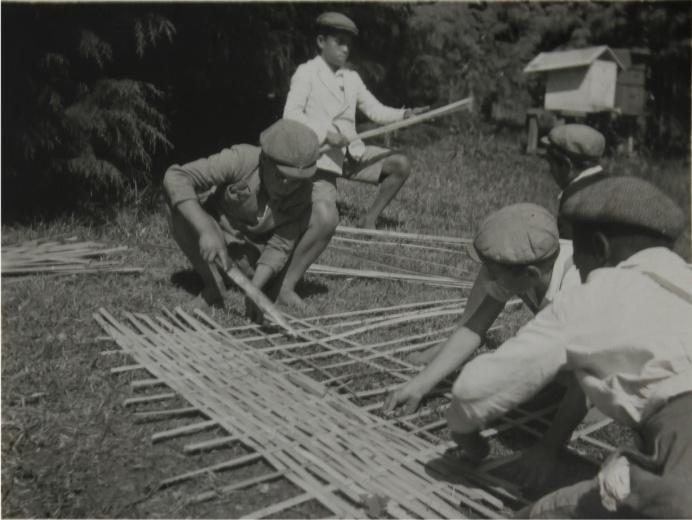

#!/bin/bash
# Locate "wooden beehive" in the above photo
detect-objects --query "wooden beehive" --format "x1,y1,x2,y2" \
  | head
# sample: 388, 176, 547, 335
524, 46, 625, 114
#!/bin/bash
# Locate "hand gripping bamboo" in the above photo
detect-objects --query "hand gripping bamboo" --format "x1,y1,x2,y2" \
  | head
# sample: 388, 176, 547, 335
217, 263, 298, 338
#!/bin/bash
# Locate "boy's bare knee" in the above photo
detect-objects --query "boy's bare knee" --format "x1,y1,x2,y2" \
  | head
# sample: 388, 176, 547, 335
383, 154, 411, 180
312, 200, 339, 234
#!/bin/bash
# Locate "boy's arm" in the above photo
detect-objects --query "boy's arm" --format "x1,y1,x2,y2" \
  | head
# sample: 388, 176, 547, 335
384, 272, 505, 414
447, 302, 569, 435
163, 147, 257, 269
283, 65, 331, 143
354, 74, 406, 125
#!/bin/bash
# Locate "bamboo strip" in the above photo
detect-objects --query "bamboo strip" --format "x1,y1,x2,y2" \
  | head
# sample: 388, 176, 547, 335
308, 263, 472, 288
186, 470, 285, 505
183, 435, 237, 454
327, 241, 468, 276
332, 235, 463, 255
133, 406, 201, 422
123, 392, 176, 407
336, 225, 473, 246
131, 378, 165, 391
161, 453, 264, 487
152, 420, 218, 443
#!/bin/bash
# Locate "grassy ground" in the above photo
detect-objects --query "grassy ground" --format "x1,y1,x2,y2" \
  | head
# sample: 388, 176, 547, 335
2, 124, 690, 518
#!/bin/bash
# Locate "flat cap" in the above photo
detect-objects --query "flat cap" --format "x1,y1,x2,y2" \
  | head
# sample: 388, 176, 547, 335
316, 12, 359, 36
560, 176, 685, 240
541, 124, 605, 161
473, 203, 559, 265
259, 119, 319, 180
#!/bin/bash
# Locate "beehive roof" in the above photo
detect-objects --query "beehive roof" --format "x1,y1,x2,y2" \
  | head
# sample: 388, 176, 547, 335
524, 46, 625, 74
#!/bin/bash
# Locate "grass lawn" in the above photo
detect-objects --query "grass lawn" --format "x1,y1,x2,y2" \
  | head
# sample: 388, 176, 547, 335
2, 124, 690, 518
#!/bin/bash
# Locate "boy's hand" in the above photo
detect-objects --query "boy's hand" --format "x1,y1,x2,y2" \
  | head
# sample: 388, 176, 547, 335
404, 106, 431, 119
325, 130, 350, 147
383, 383, 424, 415
199, 228, 228, 270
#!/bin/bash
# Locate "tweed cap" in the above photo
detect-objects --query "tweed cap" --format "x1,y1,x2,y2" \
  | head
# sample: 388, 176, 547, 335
473, 203, 560, 265
316, 12, 359, 36
259, 119, 319, 180
541, 124, 605, 161
560, 176, 685, 240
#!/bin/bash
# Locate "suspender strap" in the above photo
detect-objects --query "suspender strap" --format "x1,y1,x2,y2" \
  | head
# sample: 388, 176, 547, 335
641, 271, 692, 306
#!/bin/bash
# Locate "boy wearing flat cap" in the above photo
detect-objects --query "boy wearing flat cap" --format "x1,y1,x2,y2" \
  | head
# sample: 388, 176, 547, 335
447, 177, 691, 518
541, 124, 606, 203
280, 12, 428, 307
163, 119, 320, 311
385, 203, 581, 460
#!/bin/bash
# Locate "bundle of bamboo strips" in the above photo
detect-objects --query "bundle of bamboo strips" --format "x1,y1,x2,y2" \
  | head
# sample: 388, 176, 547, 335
96, 307, 506, 518
2, 237, 142, 277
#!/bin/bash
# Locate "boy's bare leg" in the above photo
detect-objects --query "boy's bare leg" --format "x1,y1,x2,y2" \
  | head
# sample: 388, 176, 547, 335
358, 154, 411, 229
167, 207, 226, 307
278, 199, 339, 308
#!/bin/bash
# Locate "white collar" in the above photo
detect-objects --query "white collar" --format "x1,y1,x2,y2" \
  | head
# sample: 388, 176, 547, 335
570, 165, 603, 185
315, 55, 344, 76
586, 248, 685, 283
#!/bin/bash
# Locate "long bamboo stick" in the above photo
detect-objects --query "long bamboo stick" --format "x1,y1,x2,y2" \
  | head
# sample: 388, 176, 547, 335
319, 96, 474, 154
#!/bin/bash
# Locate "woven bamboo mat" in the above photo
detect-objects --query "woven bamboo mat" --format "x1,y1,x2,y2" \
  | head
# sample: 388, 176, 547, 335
96, 299, 614, 518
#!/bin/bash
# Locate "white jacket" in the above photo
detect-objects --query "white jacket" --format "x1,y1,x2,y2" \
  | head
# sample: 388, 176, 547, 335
283, 55, 405, 174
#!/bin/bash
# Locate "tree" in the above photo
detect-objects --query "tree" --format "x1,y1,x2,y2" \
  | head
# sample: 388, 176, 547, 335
2, 4, 174, 216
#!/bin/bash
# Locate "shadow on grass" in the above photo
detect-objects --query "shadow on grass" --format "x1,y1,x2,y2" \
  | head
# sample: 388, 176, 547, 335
336, 201, 404, 229
171, 268, 329, 301
170, 269, 204, 296
295, 278, 328, 299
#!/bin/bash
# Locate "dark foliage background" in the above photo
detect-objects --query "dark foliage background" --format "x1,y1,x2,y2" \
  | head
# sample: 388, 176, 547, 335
2, 2, 690, 219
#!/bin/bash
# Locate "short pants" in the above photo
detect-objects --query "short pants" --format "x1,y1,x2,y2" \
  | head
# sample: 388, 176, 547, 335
312, 145, 399, 204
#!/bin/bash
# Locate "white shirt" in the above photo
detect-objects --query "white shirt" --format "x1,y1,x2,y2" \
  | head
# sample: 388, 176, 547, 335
448, 248, 692, 433
283, 56, 405, 174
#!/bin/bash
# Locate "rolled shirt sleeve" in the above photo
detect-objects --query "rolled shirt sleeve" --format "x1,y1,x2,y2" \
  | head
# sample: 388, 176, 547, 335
353, 74, 406, 125
163, 146, 258, 207
447, 301, 569, 434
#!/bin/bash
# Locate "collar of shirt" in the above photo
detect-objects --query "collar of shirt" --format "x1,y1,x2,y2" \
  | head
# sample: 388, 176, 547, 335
586, 247, 687, 284
571, 165, 603, 185
557, 165, 604, 202
316, 55, 345, 78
